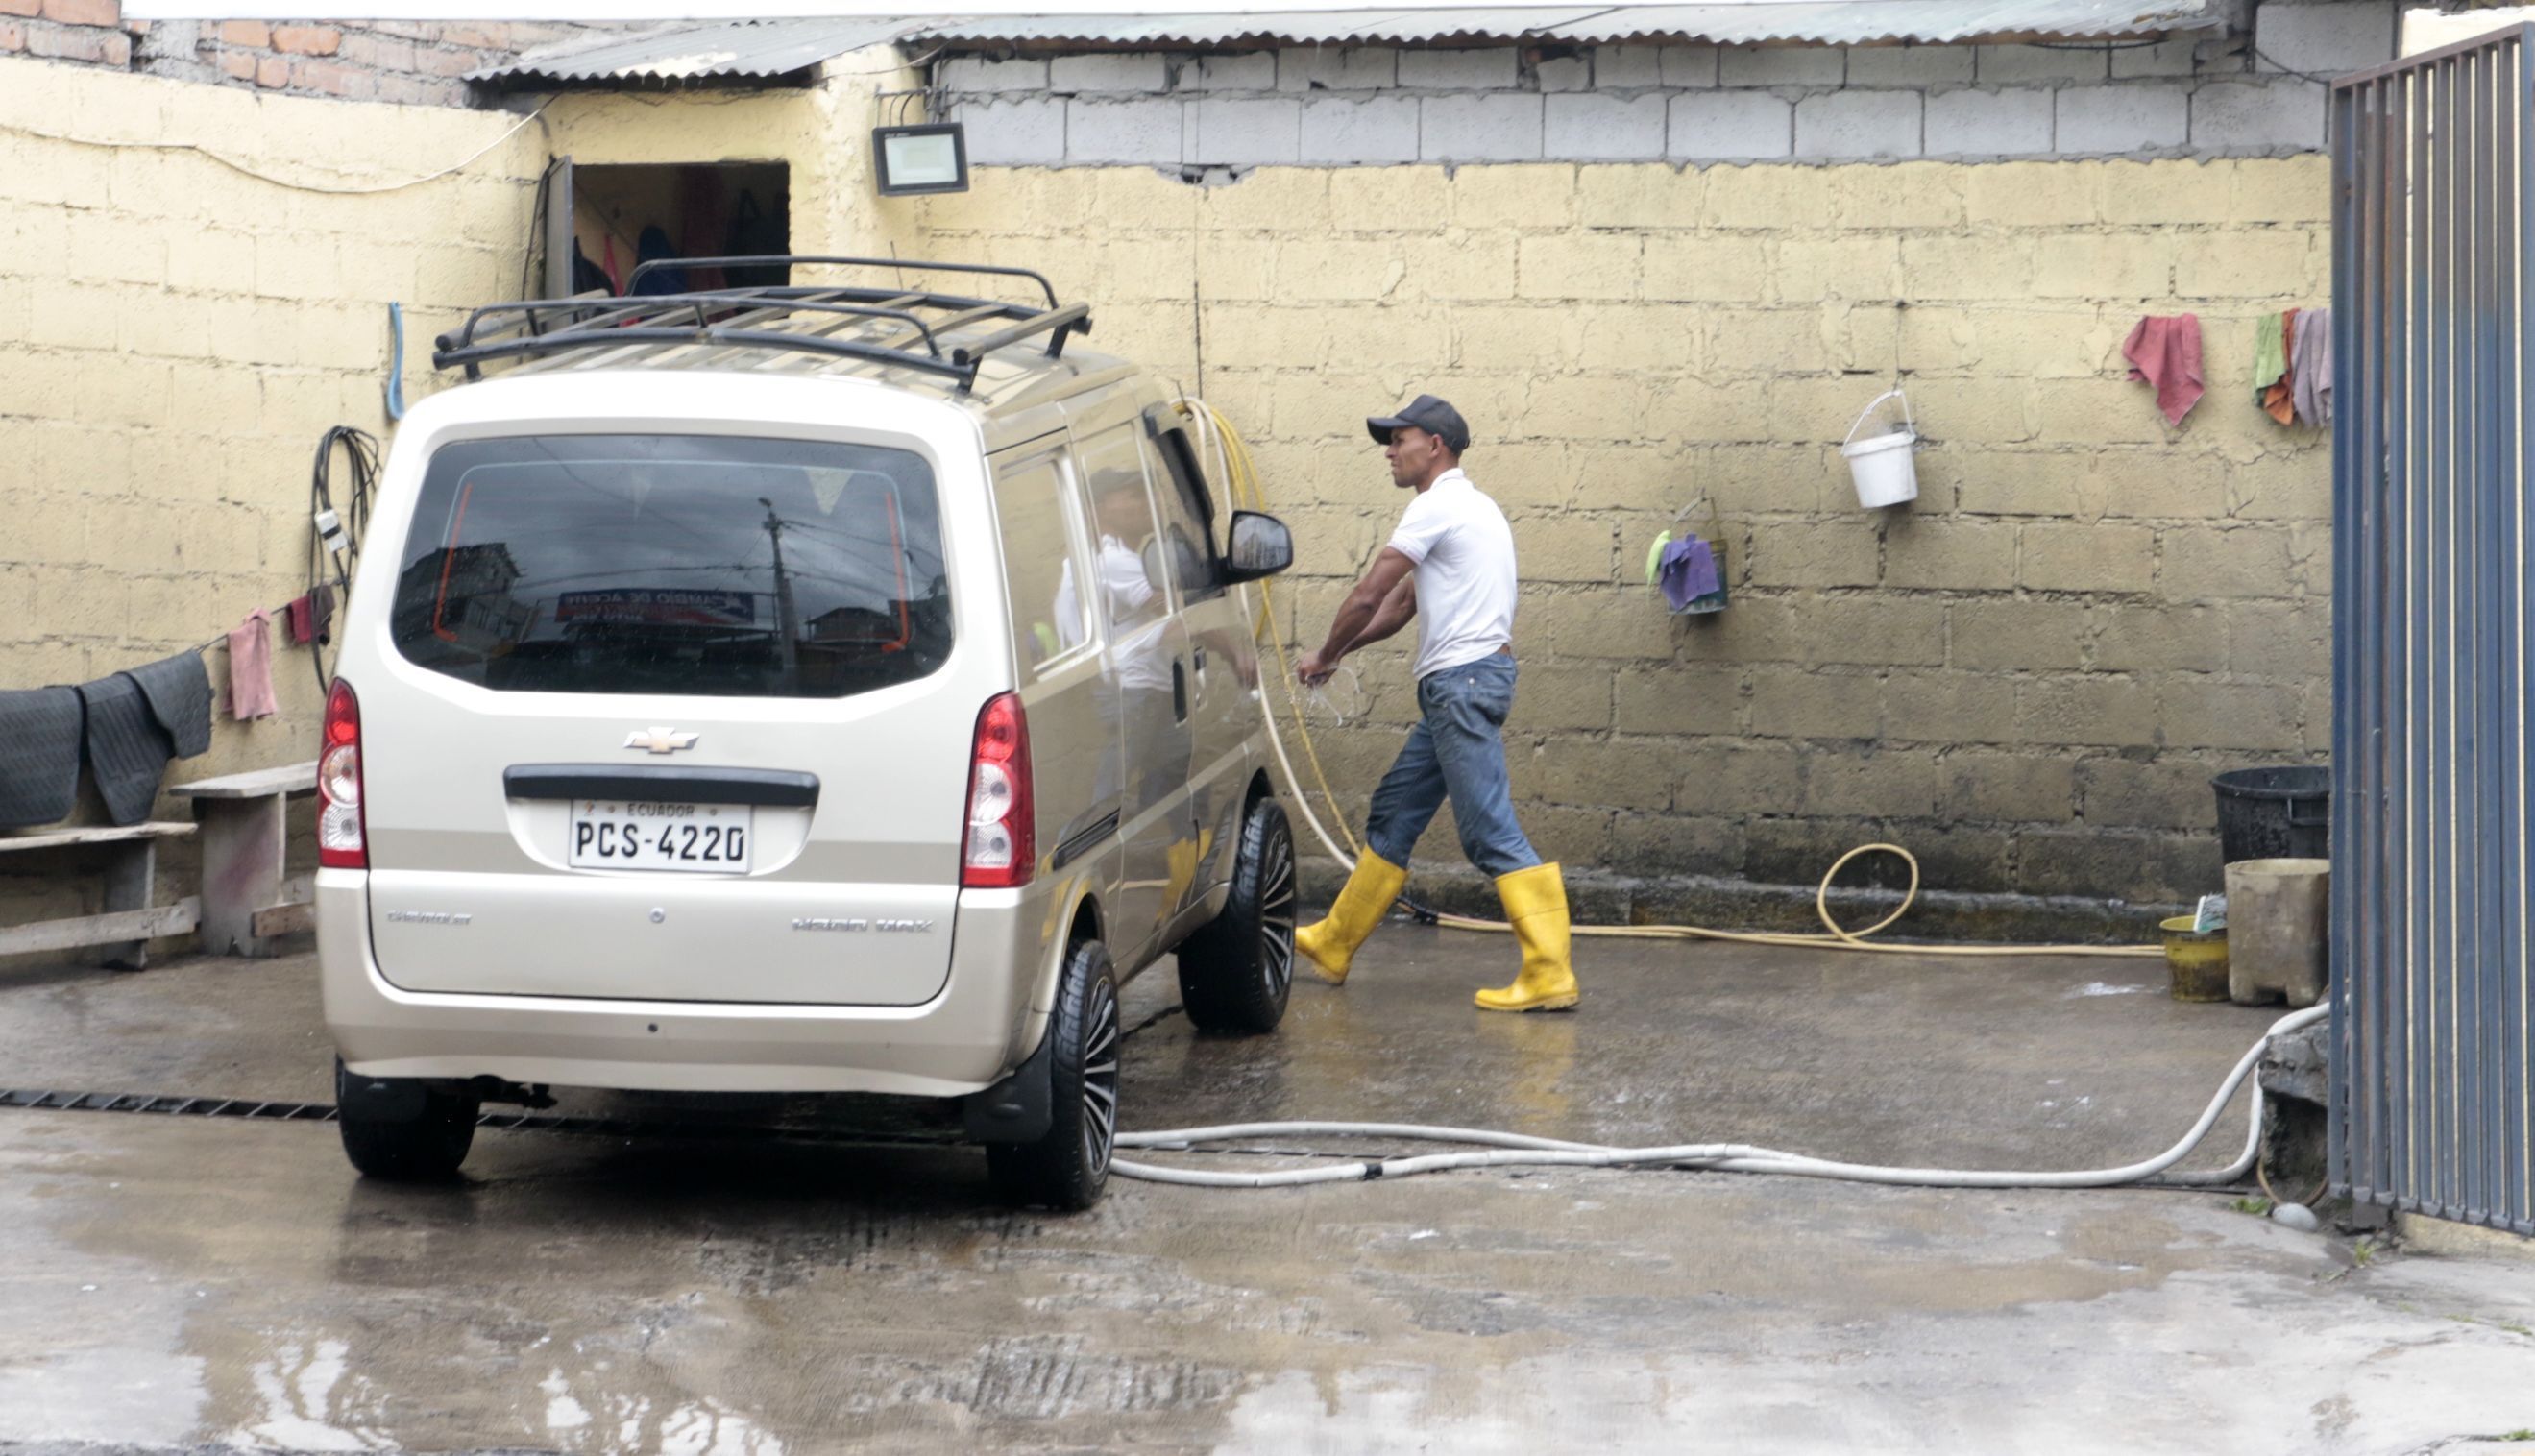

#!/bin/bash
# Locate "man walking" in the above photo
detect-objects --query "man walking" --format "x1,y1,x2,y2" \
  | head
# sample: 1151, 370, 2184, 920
1293, 394, 1578, 1013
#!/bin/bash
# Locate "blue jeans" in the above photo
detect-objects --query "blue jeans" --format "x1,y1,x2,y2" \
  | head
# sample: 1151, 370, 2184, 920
1364, 653, 1543, 879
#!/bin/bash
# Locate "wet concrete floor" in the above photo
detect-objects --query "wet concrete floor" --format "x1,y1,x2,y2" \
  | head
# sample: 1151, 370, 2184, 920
2, 923, 2531, 1453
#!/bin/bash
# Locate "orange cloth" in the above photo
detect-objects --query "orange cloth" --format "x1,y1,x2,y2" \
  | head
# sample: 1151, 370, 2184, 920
2262, 309, 2300, 425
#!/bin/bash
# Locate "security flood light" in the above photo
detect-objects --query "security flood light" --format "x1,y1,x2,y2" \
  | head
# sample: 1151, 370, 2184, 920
873, 124, 968, 196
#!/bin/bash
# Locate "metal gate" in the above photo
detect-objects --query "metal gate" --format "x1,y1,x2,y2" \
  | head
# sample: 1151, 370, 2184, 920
2330, 26, 2535, 1235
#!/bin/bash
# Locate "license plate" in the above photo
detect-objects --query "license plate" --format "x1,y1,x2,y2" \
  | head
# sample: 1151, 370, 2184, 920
568, 801, 753, 874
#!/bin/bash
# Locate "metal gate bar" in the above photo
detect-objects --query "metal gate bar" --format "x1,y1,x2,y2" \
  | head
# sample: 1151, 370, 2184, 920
2332, 27, 2535, 1235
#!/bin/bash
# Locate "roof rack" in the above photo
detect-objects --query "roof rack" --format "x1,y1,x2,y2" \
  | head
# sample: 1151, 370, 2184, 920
429, 256, 1094, 393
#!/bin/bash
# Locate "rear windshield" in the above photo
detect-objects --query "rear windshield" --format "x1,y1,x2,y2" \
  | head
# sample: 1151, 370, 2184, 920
390, 434, 950, 698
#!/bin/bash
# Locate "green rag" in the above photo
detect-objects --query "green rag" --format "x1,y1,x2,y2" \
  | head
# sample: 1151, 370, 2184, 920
2252, 310, 2289, 403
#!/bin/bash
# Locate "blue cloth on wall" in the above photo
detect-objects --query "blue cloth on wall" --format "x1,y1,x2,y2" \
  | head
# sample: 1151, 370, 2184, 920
1656, 536, 1721, 611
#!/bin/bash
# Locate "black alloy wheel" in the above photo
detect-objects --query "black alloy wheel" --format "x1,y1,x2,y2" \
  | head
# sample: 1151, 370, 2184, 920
987, 938, 1121, 1210
1176, 797, 1297, 1035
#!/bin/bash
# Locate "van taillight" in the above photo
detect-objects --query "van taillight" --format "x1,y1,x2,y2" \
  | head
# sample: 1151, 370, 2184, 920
961, 692, 1034, 889
317, 678, 366, 870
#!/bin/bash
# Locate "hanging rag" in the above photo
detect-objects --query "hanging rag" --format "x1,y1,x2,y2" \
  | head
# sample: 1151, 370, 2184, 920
285, 586, 335, 646
0, 686, 84, 828
76, 674, 175, 826
2252, 309, 2289, 403
628, 224, 688, 297
570, 237, 614, 297
600, 234, 626, 296
1643, 530, 1673, 585
2262, 309, 2301, 425
2123, 313, 2206, 426
227, 609, 280, 721
1657, 536, 1723, 612
123, 650, 211, 758
2291, 307, 2333, 426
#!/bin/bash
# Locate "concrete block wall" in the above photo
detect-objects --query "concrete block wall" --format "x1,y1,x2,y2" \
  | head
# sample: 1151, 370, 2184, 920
1, 0, 623, 106
920, 156, 2335, 911
938, 0, 2399, 168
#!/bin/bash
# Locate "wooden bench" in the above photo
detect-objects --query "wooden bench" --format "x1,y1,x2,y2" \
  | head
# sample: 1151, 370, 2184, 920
172, 761, 317, 959
0, 822, 200, 970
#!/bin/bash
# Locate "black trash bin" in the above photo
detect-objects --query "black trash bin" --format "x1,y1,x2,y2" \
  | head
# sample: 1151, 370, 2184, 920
2211, 766, 2331, 864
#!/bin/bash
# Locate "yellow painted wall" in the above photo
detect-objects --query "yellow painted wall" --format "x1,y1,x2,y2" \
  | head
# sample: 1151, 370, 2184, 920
923, 158, 2334, 903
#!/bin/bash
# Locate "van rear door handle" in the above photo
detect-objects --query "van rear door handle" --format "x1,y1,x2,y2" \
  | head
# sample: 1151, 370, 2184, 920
1171, 660, 1189, 721
1192, 644, 1207, 675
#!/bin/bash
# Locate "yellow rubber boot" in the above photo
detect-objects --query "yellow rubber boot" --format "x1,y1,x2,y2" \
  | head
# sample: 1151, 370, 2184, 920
1294, 851, 1406, 985
1475, 862, 1580, 1012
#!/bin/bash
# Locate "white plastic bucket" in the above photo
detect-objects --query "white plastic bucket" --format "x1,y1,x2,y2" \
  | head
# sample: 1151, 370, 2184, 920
1840, 389, 1918, 509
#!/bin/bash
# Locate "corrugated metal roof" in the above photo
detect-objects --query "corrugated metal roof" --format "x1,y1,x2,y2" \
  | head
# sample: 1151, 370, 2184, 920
471, 17, 922, 86
472, 0, 2224, 87
908, 0, 2221, 48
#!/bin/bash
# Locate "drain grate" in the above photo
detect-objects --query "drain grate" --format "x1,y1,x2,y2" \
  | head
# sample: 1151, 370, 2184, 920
0, 1087, 967, 1149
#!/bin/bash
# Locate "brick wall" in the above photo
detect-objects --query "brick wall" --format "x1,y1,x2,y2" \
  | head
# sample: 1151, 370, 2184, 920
921, 157, 2334, 917
2, 1, 622, 105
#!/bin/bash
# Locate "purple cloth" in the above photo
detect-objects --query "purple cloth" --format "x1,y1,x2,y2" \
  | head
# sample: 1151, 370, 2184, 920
1657, 536, 1720, 610
2291, 306, 2332, 427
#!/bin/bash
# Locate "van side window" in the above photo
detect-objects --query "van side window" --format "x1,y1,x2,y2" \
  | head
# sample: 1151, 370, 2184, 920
1073, 424, 1167, 635
1140, 426, 1222, 604
990, 446, 1089, 676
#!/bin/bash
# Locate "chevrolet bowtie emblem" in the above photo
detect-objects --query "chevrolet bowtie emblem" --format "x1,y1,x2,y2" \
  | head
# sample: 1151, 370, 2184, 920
624, 727, 699, 755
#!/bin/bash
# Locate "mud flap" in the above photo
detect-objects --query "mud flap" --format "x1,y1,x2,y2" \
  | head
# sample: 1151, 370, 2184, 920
962, 1026, 1054, 1143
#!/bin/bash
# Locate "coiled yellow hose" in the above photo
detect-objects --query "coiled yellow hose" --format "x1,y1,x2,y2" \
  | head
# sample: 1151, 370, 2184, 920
1184, 400, 2160, 960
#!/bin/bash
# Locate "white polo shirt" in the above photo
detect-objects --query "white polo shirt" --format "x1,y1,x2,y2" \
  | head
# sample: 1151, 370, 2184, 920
1385, 468, 1519, 682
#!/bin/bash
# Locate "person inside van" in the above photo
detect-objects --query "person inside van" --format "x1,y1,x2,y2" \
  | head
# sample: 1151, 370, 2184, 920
1291, 395, 1579, 1014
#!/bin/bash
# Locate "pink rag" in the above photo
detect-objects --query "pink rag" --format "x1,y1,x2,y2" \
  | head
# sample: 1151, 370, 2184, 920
226, 609, 279, 721
2123, 314, 2206, 426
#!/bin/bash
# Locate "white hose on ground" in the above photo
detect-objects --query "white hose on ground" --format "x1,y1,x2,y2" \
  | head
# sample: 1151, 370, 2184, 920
1110, 1005, 2328, 1191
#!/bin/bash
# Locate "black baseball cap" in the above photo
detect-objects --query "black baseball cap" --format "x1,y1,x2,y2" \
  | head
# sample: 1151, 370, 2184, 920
1367, 394, 1471, 454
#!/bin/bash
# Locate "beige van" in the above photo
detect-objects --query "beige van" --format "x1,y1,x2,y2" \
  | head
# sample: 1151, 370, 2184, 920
317, 258, 1298, 1208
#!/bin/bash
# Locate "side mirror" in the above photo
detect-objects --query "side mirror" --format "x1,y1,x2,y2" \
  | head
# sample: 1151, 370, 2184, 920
1222, 511, 1293, 583
1139, 536, 1170, 595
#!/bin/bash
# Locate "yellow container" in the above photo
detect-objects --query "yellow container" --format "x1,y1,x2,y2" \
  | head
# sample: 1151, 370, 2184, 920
2159, 915, 2230, 1003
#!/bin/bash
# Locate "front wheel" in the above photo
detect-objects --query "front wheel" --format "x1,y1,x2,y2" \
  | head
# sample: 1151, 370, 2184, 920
1175, 798, 1297, 1035
987, 939, 1120, 1211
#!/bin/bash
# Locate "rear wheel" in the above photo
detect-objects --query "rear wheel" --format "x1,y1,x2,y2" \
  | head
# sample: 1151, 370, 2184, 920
987, 939, 1120, 1211
1176, 798, 1297, 1035
334, 1060, 477, 1182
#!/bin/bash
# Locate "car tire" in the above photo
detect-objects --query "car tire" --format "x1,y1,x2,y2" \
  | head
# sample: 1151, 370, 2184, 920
335, 1060, 478, 1182
986, 939, 1120, 1211
1175, 797, 1297, 1036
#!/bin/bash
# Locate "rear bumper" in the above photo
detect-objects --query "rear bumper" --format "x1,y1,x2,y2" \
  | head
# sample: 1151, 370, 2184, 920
318, 870, 1041, 1098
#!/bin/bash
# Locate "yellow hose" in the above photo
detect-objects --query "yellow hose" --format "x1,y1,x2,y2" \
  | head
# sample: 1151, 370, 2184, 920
1185, 401, 2161, 961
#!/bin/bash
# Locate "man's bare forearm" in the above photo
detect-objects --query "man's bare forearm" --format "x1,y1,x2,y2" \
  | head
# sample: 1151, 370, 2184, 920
1345, 584, 1416, 653
1315, 590, 1381, 662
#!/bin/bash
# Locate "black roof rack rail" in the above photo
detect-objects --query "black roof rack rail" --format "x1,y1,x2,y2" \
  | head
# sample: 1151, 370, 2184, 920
625, 255, 1063, 310
429, 260, 1093, 392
